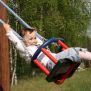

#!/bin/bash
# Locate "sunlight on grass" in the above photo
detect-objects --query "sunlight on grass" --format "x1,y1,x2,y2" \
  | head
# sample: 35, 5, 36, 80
11, 68, 91, 91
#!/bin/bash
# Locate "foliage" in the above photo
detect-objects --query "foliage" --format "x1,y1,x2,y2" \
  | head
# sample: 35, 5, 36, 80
8, 0, 91, 79
13, 0, 90, 46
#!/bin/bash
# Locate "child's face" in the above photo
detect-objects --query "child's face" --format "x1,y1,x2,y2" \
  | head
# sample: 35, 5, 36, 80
23, 31, 37, 46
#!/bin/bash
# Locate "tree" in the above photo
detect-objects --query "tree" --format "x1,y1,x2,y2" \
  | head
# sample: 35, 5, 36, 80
8, 0, 91, 79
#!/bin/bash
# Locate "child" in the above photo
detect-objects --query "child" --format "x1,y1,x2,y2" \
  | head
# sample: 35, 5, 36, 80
2, 23, 91, 70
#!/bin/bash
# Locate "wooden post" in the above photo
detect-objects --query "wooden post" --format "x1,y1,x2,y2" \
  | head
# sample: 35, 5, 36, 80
0, 0, 10, 91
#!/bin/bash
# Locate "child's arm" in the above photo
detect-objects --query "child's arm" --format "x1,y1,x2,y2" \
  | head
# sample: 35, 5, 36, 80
3, 23, 26, 53
3, 23, 10, 33
3, 23, 32, 62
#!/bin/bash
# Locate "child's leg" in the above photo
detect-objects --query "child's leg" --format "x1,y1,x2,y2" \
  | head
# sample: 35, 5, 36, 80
46, 48, 81, 70
79, 51, 91, 60
55, 48, 81, 62
45, 47, 90, 70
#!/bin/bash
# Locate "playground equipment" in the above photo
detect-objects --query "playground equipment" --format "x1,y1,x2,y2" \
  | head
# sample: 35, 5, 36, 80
32, 38, 81, 84
0, 1, 10, 91
0, 0, 81, 85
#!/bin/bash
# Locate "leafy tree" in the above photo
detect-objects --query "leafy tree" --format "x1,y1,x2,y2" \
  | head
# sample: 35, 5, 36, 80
8, 0, 91, 79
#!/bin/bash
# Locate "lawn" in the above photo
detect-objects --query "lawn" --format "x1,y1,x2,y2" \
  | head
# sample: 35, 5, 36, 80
11, 68, 91, 91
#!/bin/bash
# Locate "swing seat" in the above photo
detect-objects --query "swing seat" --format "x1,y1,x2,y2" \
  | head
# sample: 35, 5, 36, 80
46, 58, 80, 84
32, 38, 81, 85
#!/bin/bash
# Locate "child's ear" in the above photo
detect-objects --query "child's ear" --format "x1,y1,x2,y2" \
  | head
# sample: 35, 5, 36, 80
20, 30, 25, 37
22, 30, 25, 37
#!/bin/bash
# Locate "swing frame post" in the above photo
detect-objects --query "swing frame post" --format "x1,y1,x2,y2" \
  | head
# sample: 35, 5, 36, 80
0, 0, 10, 91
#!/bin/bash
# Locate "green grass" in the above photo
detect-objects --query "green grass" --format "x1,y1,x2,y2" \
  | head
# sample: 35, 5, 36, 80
11, 68, 91, 91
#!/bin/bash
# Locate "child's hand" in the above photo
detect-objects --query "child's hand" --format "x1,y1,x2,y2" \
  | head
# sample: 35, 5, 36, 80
3, 23, 10, 33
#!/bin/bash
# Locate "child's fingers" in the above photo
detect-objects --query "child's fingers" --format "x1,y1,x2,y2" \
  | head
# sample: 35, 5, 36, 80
3, 23, 10, 32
